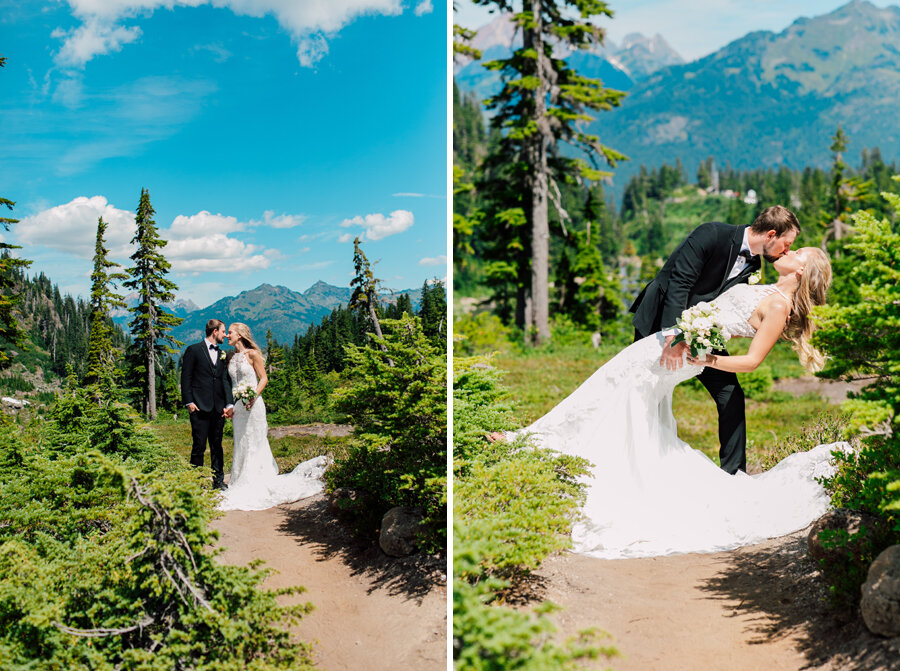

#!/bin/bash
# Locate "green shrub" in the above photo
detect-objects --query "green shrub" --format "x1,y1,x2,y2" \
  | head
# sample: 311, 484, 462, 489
737, 364, 773, 400
325, 315, 446, 552
0, 418, 315, 670
454, 312, 514, 356
453, 355, 613, 668
818, 435, 900, 610
759, 411, 852, 470
0, 374, 34, 393
453, 541, 617, 671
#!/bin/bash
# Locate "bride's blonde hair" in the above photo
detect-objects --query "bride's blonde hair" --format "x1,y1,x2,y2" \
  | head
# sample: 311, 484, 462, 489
230, 322, 264, 358
783, 247, 831, 373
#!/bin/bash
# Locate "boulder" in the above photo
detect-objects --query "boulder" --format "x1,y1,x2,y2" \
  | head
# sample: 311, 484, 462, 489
807, 508, 885, 562
861, 544, 900, 637
379, 506, 425, 557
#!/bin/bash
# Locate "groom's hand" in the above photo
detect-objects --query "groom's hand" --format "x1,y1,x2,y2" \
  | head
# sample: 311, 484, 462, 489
187, 402, 199, 413
660, 336, 687, 370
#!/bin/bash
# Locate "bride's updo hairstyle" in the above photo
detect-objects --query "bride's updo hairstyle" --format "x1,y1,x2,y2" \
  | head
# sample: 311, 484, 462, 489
783, 247, 831, 373
230, 322, 263, 357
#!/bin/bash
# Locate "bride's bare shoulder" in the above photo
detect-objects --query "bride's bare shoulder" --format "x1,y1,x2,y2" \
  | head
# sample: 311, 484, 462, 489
759, 292, 791, 322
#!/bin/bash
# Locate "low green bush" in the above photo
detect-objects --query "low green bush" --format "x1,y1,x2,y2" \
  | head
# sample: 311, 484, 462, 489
738, 364, 773, 400
453, 355, 615, 669
0, 411, 315, 669
325, 315, 446, 552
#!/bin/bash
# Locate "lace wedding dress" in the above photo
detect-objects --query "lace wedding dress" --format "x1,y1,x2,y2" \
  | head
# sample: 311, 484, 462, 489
514, 283, 848, 559
218, 351, 328, 511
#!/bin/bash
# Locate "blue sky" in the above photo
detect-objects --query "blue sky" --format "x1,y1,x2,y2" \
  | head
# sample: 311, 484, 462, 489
455, 0, 898, 61
1, 0, 447, 308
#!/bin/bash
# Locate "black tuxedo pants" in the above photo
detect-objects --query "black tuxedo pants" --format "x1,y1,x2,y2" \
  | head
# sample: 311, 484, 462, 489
189, 409, 225, 481
697, 363, 746, 474
634, 331, 746, 474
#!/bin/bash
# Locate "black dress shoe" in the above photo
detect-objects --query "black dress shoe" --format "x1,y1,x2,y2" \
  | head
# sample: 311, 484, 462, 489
212, 478, 225, 490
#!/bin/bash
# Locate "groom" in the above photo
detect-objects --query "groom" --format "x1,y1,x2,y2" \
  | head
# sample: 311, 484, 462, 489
180, 318, 234, 488
629, 205, 800, 474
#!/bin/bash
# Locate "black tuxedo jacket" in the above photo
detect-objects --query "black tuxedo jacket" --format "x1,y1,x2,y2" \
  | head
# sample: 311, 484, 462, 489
180, 340, 234, 413
629, 222, 762, 337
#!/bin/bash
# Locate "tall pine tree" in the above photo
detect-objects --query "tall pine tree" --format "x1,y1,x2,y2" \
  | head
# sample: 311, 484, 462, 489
86, 217, 127, 384
477, 0, 626, 344
125, 188, 184, 420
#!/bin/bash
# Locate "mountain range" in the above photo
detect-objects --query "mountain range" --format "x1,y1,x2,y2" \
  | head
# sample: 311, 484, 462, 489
112, 281, 424, 346
455, 14, 682, 102
456, 1, 900, 192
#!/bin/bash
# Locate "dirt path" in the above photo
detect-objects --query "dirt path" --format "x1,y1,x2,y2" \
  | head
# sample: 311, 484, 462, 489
772, 376, 870, 404
212, 494, 446, 671
530, 529, 899, 670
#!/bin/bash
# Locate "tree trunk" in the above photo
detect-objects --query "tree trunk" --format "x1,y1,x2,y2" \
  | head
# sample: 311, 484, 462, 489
147, 297, 157, 421
526, 0, 551, 346
148, 339, 156, 421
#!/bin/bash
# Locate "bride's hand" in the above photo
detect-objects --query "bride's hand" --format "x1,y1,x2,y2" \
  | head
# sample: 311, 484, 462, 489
686, 353, 716, 367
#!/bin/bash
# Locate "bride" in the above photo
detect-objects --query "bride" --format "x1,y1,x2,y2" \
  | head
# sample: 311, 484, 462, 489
218, 322, 328, 511
501, 246, 848, 559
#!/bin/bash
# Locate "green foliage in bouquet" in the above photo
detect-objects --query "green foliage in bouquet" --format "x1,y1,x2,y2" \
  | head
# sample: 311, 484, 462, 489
0, 414, 315, 670
326, 314, 447, 552
812, 180, 900, 609
453, 354, 617, 669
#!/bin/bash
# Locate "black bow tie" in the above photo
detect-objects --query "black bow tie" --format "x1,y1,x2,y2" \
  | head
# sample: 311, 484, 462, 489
737, 249, 754, 261
209, 344, 220, 351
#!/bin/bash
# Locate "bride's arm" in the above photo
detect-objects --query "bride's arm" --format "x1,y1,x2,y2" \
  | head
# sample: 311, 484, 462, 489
691, 298, 791, 373
248, 350, 269, 397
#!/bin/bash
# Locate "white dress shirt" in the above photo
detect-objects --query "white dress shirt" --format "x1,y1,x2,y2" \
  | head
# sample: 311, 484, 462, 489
726, 228, 755, 280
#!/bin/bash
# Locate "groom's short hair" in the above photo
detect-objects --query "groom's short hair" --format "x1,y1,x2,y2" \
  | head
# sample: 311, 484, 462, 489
750, 205, 800, 237
205, 319, 224, 336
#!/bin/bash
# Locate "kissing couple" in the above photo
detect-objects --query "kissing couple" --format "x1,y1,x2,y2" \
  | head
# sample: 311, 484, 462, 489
180, 319, 327, 511
496, 205, 848, 559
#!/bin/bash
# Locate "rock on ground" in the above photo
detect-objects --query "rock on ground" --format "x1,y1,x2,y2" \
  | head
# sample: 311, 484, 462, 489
861, 544, 900, 638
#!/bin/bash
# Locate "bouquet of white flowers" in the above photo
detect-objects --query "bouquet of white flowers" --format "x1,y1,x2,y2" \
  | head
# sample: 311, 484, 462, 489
671, 302, 730, 358
233, 382, 257, 408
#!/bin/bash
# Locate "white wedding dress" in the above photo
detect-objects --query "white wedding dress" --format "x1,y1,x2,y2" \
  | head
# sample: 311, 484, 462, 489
513, 283, 848, 559
218, 350, 328, 511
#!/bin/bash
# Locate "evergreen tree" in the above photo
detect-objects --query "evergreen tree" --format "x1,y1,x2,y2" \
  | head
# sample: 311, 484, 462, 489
822, 126, 874, 252
418, 280, 447, 346
86, 217, 127, 384
477, 0, 626, 344
349, 237, 386, 345
124, 188, 184, 420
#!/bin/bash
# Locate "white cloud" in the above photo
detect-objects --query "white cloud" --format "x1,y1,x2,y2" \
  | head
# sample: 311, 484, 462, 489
16, 197, 275, 276
414, 0, 433, 17
16, 195, 136, 258
164, 210, 274, 273
166, 233, 272, 274
340, 209, 414, 241
192, 43, 232, 62
250, 209, 307, 229
169, 211, 244, 239
52, 18, 142, 68
55, 0, 405, 67
392, 192, 445, 198
418, 254, 446, 266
